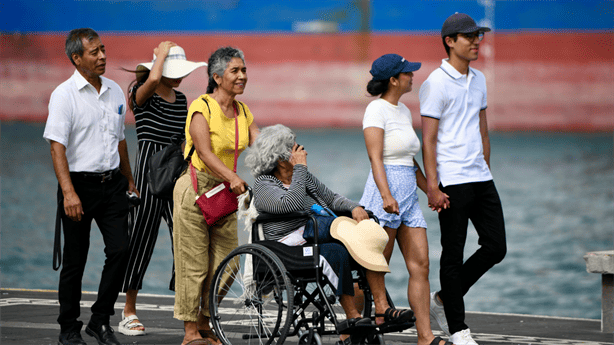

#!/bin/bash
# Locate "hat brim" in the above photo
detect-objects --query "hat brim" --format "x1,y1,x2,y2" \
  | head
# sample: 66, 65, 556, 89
400, 61, 421, 73
330, 217, 390, 273
136, 60, 207, 79
459, 26, 491, 34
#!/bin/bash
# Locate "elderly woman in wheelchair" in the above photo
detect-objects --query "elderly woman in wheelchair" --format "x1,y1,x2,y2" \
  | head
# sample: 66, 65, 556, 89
240, 124, 414, 343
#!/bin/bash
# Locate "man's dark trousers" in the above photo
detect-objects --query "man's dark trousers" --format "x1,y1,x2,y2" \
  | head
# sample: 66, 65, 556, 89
438, 180, 507, 335
57, 172, 130, 333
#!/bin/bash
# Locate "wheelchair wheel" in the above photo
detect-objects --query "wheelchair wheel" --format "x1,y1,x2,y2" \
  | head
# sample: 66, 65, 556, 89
210, 244, 294, 345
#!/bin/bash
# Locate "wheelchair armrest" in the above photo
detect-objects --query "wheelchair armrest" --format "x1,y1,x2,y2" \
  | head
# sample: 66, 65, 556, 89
255, 211, 311, 224
334, 209, 377, 221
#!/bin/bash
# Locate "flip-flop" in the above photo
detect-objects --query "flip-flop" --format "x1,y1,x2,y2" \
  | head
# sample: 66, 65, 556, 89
198, 329, 220, 344
185, 339, 212, 345
430, 336, 453, 345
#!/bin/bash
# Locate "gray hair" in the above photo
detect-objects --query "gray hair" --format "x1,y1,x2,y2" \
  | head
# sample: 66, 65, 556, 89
244, 124, 296, 178
65, 28, 99, 66
206, 46, 245, 93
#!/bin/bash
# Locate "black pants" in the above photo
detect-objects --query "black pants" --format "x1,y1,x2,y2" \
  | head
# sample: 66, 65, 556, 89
437, 180, 507, 335
57, 173, 130, 333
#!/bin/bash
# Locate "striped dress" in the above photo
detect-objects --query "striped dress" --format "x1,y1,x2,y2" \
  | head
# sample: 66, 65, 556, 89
121, 83, 188, 292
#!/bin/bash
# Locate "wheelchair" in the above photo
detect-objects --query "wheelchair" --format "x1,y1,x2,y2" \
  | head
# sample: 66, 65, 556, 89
208, 202, 415, 345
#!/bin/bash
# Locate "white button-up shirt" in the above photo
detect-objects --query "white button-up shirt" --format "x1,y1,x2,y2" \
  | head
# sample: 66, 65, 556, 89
44, 70, 126, 173
419, 59, 492, 187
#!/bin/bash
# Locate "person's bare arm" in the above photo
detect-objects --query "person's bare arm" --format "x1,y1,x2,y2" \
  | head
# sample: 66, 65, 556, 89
190, 112, 247, 194
133, 41, 176, 107
248, 121, 260, 146
118, 139, 138, 195
421, 116, 449, 212
50, 141, 83, 221
364, 127, 399, 215
479, 109, 491, 168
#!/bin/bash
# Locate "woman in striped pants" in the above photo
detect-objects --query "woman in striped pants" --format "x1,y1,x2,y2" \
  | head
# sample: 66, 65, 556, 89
119, 41, 206, 336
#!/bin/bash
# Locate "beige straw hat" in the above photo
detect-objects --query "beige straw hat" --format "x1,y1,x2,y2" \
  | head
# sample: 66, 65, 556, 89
136, 46, 206, 79
330, 216, 390, 273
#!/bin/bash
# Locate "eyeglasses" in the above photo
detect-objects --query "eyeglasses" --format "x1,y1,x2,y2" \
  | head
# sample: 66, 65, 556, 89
460, 32, 485, 42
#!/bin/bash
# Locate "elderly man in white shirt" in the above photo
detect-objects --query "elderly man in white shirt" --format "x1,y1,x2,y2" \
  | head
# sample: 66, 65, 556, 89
420, 13, 507, 345
44, 28, 137, 345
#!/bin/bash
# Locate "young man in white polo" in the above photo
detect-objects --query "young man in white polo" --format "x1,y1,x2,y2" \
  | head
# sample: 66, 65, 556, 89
419, 13, 507, 345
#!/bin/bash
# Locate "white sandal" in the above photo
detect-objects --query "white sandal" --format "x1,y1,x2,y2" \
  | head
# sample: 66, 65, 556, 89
118, 311, 146, 336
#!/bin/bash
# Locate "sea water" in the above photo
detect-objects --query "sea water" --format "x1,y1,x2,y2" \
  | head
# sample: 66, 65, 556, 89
1, 122, 612, 319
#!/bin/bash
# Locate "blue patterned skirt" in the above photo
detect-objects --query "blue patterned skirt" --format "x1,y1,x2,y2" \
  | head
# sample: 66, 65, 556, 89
360, 165, 427, 230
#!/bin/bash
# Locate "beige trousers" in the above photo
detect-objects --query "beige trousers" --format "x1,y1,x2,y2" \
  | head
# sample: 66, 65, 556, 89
172, 169, 238, 321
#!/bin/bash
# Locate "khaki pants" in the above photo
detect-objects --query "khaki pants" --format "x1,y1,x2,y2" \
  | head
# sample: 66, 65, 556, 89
172, 170, 238, 321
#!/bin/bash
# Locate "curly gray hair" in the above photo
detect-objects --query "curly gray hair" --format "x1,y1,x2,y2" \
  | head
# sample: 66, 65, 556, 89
244, 124, 296, 178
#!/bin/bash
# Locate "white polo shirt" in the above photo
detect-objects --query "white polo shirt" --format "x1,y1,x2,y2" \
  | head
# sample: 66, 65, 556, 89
363, 98, 420, 167
44, 70, 127, 173
419, 59, 492, 187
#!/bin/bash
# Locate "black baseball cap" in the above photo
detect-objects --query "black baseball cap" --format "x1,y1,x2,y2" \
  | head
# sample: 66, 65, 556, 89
441, 13, 491, 37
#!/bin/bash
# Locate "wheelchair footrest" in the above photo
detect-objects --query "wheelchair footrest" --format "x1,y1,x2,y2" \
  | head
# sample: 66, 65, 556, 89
376, 320, 415, 334
338, 318, 376, 334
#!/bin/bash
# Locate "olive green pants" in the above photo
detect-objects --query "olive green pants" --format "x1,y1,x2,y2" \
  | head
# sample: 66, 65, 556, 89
172, 170, 238, 321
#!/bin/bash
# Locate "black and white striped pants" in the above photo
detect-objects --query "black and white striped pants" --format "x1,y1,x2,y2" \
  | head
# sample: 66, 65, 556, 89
121, 140, 175, 292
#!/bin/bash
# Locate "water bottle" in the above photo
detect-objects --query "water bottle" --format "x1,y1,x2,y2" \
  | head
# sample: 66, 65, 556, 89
311, 204, 337, 217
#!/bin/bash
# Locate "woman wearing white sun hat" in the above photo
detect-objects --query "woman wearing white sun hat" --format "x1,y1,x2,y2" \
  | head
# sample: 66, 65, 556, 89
118, 41, 206, 336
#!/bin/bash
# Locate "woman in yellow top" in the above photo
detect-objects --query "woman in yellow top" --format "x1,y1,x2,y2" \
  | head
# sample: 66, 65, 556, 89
172, 46, 259, 345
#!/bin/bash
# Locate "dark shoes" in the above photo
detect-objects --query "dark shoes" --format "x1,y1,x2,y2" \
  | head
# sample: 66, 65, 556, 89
58, 331, 87, 345
85, 324, 121, 345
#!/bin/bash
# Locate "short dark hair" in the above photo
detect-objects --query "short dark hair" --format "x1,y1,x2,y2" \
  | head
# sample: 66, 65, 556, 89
366, 72, 400, 96
65, 28, 99, 66
443, 34, 458, 56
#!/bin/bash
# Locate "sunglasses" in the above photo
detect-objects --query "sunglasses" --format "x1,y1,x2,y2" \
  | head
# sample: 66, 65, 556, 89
460, 31, 485, 42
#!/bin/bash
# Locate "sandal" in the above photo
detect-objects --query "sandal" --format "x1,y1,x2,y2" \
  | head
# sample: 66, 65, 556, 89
118, 311, 146, 336
185, 339, 212, 345
375, 307, 415, 325
430, 336, 454, 345
198, 329, 220, 344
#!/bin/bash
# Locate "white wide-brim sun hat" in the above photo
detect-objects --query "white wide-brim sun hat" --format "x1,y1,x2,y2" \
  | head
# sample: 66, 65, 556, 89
330, 216, 390, 273
136, 46, 207, 79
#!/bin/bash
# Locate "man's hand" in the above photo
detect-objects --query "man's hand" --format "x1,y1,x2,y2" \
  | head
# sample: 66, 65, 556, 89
427, 186, 450, 212
63, 190, 84, 222
128, 181, 139, 197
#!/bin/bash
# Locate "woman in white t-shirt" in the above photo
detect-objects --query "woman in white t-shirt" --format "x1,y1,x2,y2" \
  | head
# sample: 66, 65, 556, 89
360, 54, 451, 345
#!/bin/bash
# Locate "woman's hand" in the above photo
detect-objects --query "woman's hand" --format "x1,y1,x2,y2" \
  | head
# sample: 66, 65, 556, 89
289, 143, 307, 167
382, 194, 399, 215
229, 175, 248, 195
351, 207, 370, 223
154, 41, 176, 59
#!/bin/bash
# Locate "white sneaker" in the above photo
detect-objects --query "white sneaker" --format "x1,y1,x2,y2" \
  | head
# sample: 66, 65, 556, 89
429, 291, 450, 336
450, 329, 478, 345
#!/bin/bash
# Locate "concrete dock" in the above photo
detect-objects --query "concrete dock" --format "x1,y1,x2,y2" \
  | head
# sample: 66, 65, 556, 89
1, 288, 612, 345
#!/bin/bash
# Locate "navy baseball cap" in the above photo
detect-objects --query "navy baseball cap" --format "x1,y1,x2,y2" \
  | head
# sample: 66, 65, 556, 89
370, 54, 421, 81
441, 13, 491, 37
